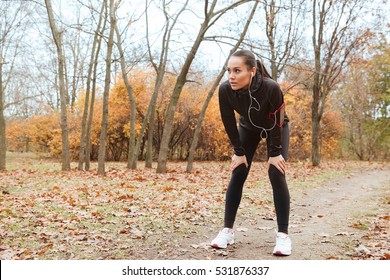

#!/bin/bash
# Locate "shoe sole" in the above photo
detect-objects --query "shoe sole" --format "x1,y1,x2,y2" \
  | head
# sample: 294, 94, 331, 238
211, 243, 227, 249
211, 241, 234, 249
273, 250, 291, 256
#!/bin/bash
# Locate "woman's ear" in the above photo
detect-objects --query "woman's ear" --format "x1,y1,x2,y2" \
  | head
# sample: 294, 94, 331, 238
251, 67, 257, 77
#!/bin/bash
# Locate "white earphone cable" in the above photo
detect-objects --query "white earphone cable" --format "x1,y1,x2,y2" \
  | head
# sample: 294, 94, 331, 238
247, 76, 277, 139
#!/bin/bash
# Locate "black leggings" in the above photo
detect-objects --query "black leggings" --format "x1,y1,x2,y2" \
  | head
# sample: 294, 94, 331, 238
224, 124, 290, 233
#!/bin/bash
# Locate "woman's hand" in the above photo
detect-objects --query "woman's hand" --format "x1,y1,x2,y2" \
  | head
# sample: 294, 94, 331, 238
231, 154, 248, 171
268, 155, 286, 174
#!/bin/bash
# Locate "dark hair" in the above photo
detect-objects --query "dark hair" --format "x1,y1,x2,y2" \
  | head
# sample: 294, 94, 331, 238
231, 49, 273, 80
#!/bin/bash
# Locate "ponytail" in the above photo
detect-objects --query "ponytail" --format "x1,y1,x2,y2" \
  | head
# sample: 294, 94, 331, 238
256, 60, 273, 80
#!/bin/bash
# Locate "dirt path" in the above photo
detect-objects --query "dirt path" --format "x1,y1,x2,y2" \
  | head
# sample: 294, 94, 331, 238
178, 166, 390, 260
2, 158, 388, 260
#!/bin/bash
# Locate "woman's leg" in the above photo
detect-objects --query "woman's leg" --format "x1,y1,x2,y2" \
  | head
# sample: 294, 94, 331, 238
267, 124, 290, 233
281, 122, 290, 161
224, 126, 261, 228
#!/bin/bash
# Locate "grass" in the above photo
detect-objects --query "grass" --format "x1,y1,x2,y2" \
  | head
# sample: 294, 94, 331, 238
351, 221, 370, 230
1, 152, 386, 259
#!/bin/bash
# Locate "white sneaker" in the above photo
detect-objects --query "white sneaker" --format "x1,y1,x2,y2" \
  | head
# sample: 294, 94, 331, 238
273, 232, 292, 256
211, 228, 234, 249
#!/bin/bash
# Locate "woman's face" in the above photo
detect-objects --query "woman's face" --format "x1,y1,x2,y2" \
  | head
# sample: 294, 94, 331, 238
227, 56, 255, 91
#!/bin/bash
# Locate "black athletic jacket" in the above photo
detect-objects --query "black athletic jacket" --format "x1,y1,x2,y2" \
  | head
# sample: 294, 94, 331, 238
218, 72, 286, 157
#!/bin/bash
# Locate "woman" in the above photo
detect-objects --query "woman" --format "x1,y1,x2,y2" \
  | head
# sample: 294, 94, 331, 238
211, 50, 291, 256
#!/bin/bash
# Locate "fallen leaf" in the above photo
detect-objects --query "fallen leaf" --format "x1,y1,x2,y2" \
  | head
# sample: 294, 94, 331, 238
130, 229, 144, 239
20, 249, 33, 256
118, 194, 134, 200
382, 253, 390, 260
378, 215, 389, 220
91, 211, 100, 217
256, 226, 273, 230
251, 199, 263, 205
367, 242, 382, 248
38, 243, 53, 255
351, 220, 371, 230
75, 235, 88, 241
335, 232, 352, 236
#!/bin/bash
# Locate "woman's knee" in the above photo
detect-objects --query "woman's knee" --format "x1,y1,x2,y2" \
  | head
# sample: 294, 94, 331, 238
232, 163, 249, 180
268, 164, 285, 180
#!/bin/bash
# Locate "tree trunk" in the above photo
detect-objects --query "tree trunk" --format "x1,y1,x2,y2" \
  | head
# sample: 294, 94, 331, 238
311, 88, 321, 166
85, 13, 107, 171
265, 0, 277, 79
311, 0, 323, 167
156, 50, 199, 173
311, 0, 363, 166
311, 70, 322, 166
70, 41, 79, 110
0, 56, 6, 170
78, 2, 105, 171
97, 0, 116, 175
114, 24, 137, 170
132, 82, 161, 169
45, 0, 70, 171
145, 105, 156, 168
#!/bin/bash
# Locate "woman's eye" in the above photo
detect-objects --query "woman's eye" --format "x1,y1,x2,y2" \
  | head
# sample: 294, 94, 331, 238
226, 68, 241, 75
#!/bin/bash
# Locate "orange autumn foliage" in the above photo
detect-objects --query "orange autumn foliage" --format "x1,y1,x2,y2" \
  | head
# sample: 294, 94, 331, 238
6, 69, 344, 161
282, 82, 343, 160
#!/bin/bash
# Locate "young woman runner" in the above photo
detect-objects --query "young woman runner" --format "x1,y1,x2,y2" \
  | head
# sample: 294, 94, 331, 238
211, 50, 291, 256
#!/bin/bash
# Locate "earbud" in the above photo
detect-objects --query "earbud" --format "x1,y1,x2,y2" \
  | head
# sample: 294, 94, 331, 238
251, 72, 255, 77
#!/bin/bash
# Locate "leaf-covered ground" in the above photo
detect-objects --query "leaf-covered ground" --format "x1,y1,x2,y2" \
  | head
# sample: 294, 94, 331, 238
0, 152, 389, 260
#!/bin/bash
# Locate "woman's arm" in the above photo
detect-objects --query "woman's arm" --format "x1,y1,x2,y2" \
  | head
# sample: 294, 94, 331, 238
218, 84, 245, 156
267, 82, 285, 157
267, 82, 286, 174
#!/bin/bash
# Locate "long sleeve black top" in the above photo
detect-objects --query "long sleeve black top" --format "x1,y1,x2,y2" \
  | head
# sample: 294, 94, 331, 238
218, 73, 285, 157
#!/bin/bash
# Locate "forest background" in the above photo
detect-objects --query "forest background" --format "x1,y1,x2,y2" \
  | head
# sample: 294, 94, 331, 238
1, 0, 390, 262
1, 0, 389, 173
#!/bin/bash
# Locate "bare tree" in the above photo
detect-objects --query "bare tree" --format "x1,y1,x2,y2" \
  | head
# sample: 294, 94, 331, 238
0, 38, 5, 170
338, 38, 390, 160
97, 0, 116, 175
262, 0, 305, 80
85, 12, 107, 171
113, 13, 137, 169
65, 27, 87, 110
311, 0, 367, 166
186, 0, 259, 172
78, 1, 106, 171
156, 0, 251, 173
45, 0, 70, 171
0, 1, 33, 169
132, 0, 189, 169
